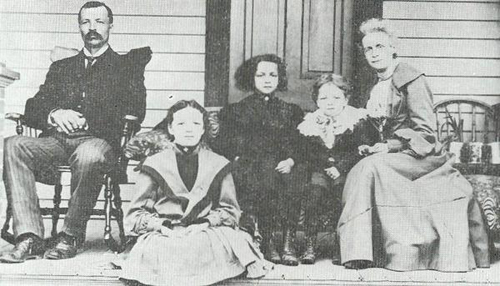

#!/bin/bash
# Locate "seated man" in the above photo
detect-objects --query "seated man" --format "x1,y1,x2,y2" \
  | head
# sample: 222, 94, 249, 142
0, 1, 150, 263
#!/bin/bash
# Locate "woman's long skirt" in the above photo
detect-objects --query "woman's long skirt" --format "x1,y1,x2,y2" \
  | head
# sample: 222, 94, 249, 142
337, 152, 490, 272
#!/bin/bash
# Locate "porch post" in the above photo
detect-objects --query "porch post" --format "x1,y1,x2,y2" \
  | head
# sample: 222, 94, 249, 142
205, 0, 231, 107
350, 0, 383, 108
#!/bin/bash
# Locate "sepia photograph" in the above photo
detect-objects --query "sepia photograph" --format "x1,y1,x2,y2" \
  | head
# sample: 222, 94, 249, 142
0, 0, 499, 285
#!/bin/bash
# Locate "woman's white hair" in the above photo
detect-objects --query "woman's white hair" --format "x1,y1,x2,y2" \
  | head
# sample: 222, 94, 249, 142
359, 18, 398, 56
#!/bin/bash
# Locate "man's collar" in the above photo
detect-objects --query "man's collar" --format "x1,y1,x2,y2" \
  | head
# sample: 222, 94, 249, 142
83, 44, 109, 58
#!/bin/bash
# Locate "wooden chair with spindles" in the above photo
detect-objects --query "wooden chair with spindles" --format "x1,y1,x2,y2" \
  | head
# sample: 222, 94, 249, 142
1, 111, 139, 252
434, 99, 496, 144
434, 99, 500, 247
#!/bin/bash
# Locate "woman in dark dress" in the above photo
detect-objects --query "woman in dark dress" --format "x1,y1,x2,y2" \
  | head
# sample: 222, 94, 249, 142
214, 54, 306, 266
297, 74, 377, 265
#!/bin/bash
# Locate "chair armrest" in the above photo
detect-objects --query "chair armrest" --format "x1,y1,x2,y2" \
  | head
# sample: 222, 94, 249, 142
6, 112, 26, 135
124, 115, 139, 122
120, 115, 140, 148
5, 112, 25, 122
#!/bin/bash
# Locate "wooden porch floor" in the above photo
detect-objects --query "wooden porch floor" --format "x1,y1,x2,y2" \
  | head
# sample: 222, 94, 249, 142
1, 219, 500, 285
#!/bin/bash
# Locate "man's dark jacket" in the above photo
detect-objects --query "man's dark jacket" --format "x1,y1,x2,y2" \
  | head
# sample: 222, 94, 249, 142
24, 47, 152, 150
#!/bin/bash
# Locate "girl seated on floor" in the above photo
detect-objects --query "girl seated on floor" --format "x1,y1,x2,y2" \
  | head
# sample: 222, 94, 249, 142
119, 100, 272, 286
297, 74, 377, 265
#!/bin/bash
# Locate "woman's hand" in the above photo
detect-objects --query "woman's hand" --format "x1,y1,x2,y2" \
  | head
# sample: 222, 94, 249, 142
358, 143, 389, 155
369, 143, 389, 154
325, 166, 340, 180
358, 145, 371, 156
275, 158, 295, 174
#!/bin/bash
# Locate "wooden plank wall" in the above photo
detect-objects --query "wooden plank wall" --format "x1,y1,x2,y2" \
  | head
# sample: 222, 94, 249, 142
383, 0, 500, 142
383, 0, 500, 106
0, 0, 206, 210
1, 0, 206, 135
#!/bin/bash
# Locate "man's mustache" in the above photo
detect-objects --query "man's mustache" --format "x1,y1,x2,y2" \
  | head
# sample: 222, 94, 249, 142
84, 30, 103, 41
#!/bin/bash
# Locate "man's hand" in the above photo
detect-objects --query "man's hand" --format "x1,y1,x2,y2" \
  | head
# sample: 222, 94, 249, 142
324, 166, 340, 180
50, 109, 88, 134
275, 158, 295, 174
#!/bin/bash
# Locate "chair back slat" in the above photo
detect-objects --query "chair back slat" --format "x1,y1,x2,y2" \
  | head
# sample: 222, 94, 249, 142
435, 111, 440, 139
433, 99, 494, 143
446, 115, 450, 137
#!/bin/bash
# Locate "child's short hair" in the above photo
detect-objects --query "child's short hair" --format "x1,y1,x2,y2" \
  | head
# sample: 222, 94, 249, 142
311, 74, 352, 103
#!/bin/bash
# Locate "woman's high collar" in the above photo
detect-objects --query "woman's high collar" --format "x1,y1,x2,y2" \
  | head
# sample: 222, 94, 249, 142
254, 91, 276, 102
377, 60, 399, 81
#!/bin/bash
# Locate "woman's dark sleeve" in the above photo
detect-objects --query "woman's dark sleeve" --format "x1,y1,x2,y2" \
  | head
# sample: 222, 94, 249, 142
386, 76, 436, 156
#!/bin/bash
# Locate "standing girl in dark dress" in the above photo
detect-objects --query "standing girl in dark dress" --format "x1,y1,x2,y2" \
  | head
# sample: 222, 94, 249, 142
297, 74, 377, 264
214, 54, 306, 266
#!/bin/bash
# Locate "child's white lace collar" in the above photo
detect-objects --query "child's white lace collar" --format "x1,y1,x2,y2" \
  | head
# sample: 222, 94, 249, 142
298, 106, 367, 138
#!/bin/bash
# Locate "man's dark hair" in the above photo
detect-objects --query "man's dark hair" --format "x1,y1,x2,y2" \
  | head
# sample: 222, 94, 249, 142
234, 54, 288, 92
78, 1, 114, 24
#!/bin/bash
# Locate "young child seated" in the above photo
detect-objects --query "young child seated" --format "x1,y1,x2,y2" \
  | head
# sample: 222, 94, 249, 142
119, 100, 271, 286
297, 74, 377, 265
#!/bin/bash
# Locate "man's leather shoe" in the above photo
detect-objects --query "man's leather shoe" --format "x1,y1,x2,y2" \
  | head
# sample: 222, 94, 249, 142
0, 234, 45, 263
44, 233, 79, 260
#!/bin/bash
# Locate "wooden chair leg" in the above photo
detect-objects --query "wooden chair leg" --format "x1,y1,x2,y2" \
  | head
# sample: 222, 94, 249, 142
103, 176, 120, 252
112, 184, 126, 244
1, 203, 15, 244
52, 184, 63, 238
